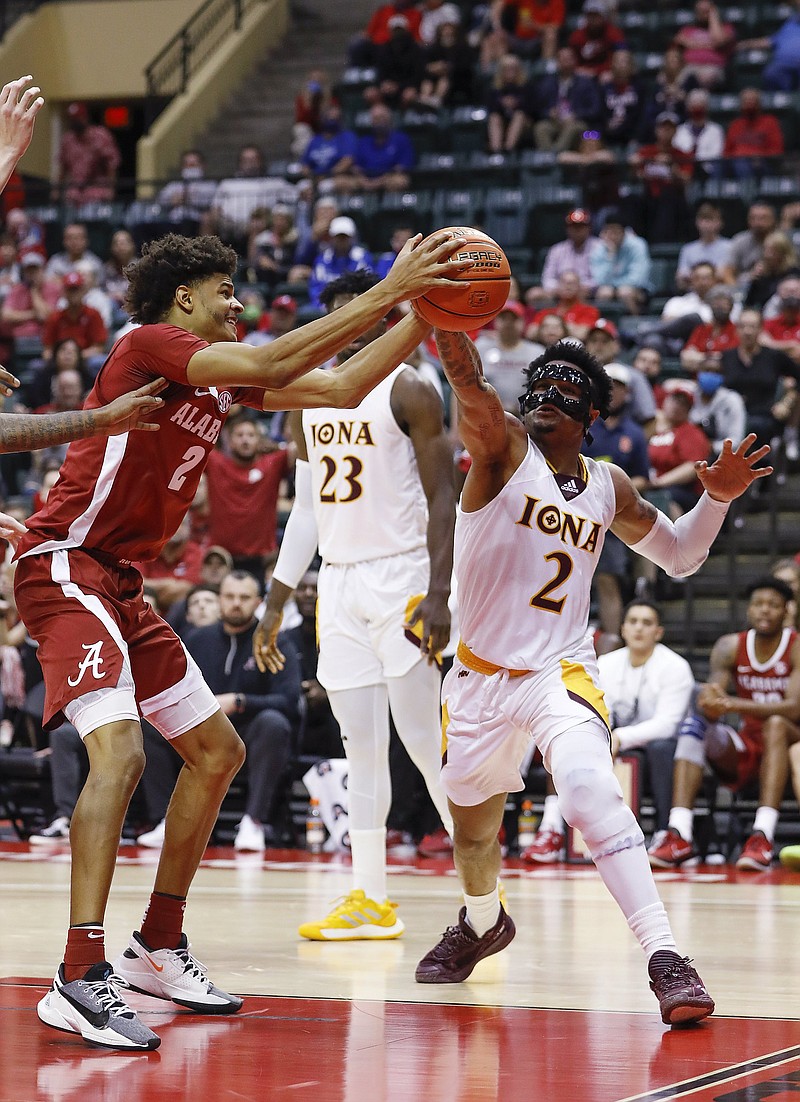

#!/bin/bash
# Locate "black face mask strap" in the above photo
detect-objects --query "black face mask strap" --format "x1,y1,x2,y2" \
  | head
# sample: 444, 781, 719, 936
518, 363, 595, 432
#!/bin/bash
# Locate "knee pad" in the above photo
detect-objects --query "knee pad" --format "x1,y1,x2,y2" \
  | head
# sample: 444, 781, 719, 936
553, 756, 643, 857
677, 710, 708, 742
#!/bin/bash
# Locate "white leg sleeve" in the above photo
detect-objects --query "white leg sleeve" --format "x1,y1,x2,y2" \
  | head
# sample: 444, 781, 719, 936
271, 460, 319, 591
327, 684, 392, 831
626, 492, 730, 578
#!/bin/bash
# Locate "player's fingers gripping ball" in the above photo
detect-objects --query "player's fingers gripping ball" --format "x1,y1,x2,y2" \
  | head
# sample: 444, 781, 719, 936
411, 226, 511, 332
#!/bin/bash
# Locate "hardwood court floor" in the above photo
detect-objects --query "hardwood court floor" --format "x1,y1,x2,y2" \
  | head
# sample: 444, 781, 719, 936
1, 841, 799, 1102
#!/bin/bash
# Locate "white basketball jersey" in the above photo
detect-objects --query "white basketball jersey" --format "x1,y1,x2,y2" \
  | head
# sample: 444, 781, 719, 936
455, 439, 616, 671
302, 365, 428, 564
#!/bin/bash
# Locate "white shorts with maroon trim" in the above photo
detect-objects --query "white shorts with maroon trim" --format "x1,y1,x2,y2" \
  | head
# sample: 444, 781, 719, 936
14, 549, 218, 738
440, 650, 610, 807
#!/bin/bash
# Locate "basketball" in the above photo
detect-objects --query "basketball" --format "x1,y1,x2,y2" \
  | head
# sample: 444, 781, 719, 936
411, 226, 511, 332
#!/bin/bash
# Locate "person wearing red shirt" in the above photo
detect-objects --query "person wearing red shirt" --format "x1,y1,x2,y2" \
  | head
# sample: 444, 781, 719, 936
205, 412, 290, 576
647, 389, 711, 515
680, 286, 739, 374
761, 277, 800, 364
14, 230, 464, 1052
568, 0, 626, 77
351, 1, 423, 65
630, 112, 694, 244
137, 518, 205, 613
42, 271, 107, 374
724, 88, 785, 179
531, 269, 599, 340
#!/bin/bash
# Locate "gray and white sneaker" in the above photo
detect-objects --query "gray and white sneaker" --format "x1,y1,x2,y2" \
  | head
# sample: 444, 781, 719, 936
37, 962, 161, 1050
29, 817, 70, 844
113, 931, 243, 1014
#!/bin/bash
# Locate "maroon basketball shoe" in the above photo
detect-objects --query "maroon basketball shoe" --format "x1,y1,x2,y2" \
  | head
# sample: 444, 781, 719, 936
415, 905, 516, 984
648, 951, 715, 1026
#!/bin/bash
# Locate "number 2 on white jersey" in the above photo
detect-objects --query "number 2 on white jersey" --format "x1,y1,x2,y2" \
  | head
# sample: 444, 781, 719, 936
168, 446, 205, 492
530, 551, 573, 614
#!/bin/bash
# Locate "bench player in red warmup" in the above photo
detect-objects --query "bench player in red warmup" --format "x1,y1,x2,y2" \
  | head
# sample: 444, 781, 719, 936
15, 230, 464, 1051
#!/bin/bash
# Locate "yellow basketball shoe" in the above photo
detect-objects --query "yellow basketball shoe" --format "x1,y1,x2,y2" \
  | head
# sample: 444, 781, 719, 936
298, 889, 405, 941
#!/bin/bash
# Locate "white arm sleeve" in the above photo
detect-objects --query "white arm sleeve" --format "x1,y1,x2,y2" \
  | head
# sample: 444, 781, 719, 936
271, 460, 319, 590
626, 491, 730, 578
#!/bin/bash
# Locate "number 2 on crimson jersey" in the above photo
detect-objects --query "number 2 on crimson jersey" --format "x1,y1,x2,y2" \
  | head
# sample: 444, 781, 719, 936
168, 446, 206, 492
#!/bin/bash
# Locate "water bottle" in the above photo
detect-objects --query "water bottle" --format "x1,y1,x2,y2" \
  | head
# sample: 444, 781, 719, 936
306, 797, 325, 854
517, 799, 537, 851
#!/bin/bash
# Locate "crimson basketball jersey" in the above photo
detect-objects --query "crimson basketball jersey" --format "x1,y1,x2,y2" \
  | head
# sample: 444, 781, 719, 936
734, 627, 797, 740
17, 324, 264, 563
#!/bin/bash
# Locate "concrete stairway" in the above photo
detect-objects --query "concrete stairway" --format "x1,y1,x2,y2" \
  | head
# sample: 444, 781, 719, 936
197, 0, 377, 176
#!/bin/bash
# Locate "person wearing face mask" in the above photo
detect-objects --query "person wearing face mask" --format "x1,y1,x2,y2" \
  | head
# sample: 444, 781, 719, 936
723, 88, 784, 180
351, 103, 416, 193
673, 89, 724, 179
157, 150, 218, 224
761, 278, 800, 364
54, 102, 121, 205
301, 106, 358, 190
689, 369, 746, 457
680, 286, 739, 376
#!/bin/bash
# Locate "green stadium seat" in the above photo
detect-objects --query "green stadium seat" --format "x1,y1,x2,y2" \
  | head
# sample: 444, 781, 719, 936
526, 185, 583, 247
450, 106, 489, 154
412, 152, 467, 190
484, 187, 529, 247
431, 187, 485, 228
466, 150, 521, 189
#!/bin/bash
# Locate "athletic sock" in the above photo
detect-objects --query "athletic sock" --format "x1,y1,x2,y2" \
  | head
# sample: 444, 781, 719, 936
139, 891, 187, 951
539, 794, 564, 834
464, 884, 501, 937
349, 828, 388, 902
668, 806, 694, 843
63, 923, 105, 981
752, 806, 779, 842
628, 902, 678, 959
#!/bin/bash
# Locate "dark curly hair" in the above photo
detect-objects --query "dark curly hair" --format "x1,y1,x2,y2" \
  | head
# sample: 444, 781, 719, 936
319, 269, 379, 309
522, 338, 612, 420
124, 234, 238, 325
745, 575, 794, 604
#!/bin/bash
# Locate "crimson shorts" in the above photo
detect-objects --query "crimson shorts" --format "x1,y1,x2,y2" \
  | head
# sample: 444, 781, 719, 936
14, 548, 213, 735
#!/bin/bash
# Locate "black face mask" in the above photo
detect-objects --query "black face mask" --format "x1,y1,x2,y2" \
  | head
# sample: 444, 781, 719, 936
518, 363, 595, 430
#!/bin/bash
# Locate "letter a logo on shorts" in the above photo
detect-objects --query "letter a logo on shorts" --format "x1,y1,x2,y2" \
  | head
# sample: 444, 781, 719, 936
67, 641, 107, 687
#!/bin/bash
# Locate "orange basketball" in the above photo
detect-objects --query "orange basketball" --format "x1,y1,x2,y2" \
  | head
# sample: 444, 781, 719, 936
411, 226, 512, 332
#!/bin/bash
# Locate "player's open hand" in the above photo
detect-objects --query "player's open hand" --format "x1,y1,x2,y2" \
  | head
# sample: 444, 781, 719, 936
695, 434, 772, 502
405, 592, 450, 665
0, 365, 20, 398
0, 76, 44, 162
254, 609, 285, 674
96, 378, 168, 435
384, 231, 473, 301
0, 509, 26, 549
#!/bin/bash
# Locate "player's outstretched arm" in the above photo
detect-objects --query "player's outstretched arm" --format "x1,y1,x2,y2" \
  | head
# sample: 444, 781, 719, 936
434, 329, 512, 462
0, 76, 44, 194
0, 378, 166, 453
260, 312, 432, 411
189, 234, 471, 392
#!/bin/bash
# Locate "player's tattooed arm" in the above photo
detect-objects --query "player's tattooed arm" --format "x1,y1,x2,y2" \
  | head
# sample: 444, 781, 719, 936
0, 378, 166, 453
434, 329, 511, 458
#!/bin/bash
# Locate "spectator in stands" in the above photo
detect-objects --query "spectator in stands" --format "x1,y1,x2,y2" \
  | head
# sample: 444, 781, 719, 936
301, 106, 358, 190
568, 0, 626, 78
646, 388, 711, 517
600, 49, 645, 148
673, 0, 736, 90
0, 250, 59, 351
690, 367, 747, 456
474, 300, 543, 411
720, 201, 777, 287
675, 203, 731, 290
351, 103, 416, 191
528, 208, 598, 305
367, 14, 427, 108
584, 322, 657, 428
673, 89, 725, 178
640, 45, 697, 141
723, 88, 785, 179
533, 46, 603, 152
524, 598, 694, 862
247, 203, 301, 292
761, 277, 800, 364
73, 257, 115, 331
205, 412, 290, 578
630, 112, 694, 244
534, 311, 568, 346
649, 576, 800, 871
258, 294, 298, 344
584, 362, 651, 633
591, 208, 652, 315
44, 221, 103, 285
292, 195, 339, 278
739, 2, 800, 92
721, 308, 798, 448
743, 232, 800, 311
558, 130, 620, 223
632, 345, 663, 396
308, 215, 373, 305
420, 18, 475, 108
375, 225, 414, 278
54, 101, 121, 205
210, 144, 299, 250
30, 337, 91, 410
236, 298, 269, 347
138, 517, 204, 614
101, 228, 136, 326
680, 285, 739, 375
294, 69, 338, 138
350, 0, 423, 67
485, 53, 535, 154
481, 0, 565, 66
186, 570, 304, 851
653, 260, 717, 347
41, 271, 107, 374
531, 270, 599, 340
4, 207, 46, 257
419, 0, 461, 46
156, 150, 217, 227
